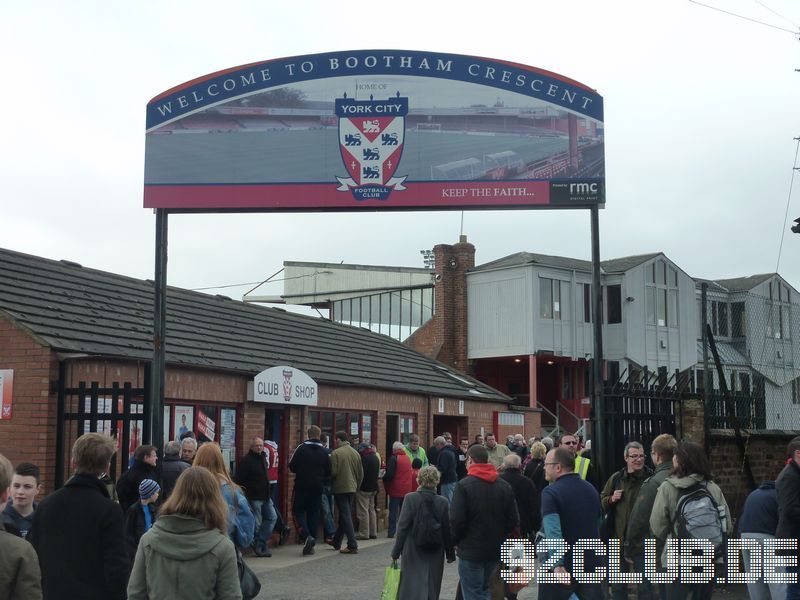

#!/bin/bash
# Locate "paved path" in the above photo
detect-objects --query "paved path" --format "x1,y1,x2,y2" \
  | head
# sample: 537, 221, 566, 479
246, 537, 529, 600
245, 539, 749, 600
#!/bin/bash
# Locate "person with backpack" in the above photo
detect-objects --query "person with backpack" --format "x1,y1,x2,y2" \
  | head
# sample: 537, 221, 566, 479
650, 440, 731, 600
391, 465, 455, 600
600, 441, 651, 600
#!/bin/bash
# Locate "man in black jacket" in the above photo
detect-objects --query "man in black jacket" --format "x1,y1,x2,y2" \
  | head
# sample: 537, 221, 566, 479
116, 444, 158, 511
159, 440, 188, 502
355, 443, 380, 539
451, 444, 519, 599
237, 437, 277, 557
28, 433, 129, 600
777, 436, 800, 600
500, 453, 540, 537
436, 436, 458, 504
289, 425, 332, 556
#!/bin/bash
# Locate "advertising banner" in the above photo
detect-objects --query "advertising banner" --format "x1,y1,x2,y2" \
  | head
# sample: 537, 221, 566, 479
0, 369, 13, 420
144, 50, 604, 211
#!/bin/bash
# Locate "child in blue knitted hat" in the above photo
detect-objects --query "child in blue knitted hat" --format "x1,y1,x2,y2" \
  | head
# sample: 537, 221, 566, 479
124, 479, 160, 562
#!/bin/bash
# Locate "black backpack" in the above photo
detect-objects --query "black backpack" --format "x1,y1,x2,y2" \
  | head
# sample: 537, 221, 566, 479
674, 481, 727, 558
413, 494, 443, 553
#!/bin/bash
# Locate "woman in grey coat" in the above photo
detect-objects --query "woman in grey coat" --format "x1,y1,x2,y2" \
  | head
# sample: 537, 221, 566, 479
391, 466, 455, 600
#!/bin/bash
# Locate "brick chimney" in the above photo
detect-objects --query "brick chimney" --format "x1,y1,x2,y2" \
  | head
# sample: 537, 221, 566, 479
406, 235, 475, 374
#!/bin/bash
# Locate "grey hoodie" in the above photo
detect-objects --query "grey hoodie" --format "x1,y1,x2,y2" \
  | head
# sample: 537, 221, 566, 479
127, 514, 242, 600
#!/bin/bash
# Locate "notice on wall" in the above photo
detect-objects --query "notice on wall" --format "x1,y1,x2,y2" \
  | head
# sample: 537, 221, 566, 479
0, 370, 13, 420
198, 410, 216, 440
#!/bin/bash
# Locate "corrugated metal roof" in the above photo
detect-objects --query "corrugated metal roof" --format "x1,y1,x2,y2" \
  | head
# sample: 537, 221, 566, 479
695, 340, 748, 365
0, 248, 508, 402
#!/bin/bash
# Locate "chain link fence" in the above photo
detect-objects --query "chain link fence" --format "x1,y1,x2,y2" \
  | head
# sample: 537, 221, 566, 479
698, 281, 800, 432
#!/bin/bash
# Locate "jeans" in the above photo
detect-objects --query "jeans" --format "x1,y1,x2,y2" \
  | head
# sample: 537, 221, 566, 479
292, 487, 321, 542
388, 496, 404, 536
457, 558, 498, 600
332, 492, 357, 550
269, 482, 286, 531
741, 533, 787, 600
320, 484, 335, 538
440, 481, 456, 504
784, 563, 800, 600
355, 490, 377, 538
249, 499, 277, 552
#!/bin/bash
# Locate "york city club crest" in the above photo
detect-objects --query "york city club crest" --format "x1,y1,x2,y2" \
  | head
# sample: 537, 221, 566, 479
335, 92, 408, 201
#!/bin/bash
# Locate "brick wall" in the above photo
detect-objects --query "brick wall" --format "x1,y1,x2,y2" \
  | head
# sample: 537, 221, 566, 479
709, 431, 795, 523
0, 314, 60, 492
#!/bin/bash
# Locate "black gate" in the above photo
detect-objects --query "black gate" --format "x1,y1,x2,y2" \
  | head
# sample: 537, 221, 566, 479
55, 363, 150, 488
600, 369, 685, 479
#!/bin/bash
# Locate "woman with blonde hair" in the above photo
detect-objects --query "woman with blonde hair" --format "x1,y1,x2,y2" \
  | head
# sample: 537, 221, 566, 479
524, 441, 548, 493
127, 466, 241, 599
193, 443, 255, 549
391, 465, 455, 600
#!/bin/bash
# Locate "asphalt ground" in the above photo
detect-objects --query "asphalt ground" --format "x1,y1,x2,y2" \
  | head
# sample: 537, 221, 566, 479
245, 538, 750, 600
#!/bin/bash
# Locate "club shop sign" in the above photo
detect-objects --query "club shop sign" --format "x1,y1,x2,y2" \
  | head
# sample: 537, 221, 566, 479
254, 366, 318, 406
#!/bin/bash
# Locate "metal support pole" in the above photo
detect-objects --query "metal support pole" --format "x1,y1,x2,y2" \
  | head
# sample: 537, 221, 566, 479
590, 205, 607, 483
149, 209, 168, 453
701, 283, 710, 452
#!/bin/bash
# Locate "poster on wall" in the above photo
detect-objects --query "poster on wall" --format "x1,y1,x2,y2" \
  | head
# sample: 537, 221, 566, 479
0, 370, 13, 420
220, 408, 236, 450
174, 406, 194, 440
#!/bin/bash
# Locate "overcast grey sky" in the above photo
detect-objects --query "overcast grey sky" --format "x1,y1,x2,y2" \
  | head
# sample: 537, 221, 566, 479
2, 1, 799, 303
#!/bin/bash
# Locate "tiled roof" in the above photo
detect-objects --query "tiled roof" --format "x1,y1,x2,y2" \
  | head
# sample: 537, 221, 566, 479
0, 248, 508, 402
472, 252, 661, 274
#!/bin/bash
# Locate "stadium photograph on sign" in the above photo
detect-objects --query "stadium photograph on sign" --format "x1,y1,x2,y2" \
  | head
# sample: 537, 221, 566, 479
144, 50, 604, 211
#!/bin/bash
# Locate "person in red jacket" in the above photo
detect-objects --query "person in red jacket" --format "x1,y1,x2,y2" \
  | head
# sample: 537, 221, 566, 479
383, 441, 413, 537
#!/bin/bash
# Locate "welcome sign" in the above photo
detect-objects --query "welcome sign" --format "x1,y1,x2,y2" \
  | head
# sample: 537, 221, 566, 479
144, 50, 604, 211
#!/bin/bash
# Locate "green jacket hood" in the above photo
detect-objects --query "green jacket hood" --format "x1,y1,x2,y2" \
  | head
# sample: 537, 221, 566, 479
143, 514, 227, 560
663, 473, 705, 490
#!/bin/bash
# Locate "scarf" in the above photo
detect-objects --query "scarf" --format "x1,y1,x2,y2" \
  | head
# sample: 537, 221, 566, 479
468, 462, 498, 482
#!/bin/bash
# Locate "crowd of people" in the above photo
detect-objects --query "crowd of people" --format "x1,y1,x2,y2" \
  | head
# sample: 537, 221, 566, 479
1, 429, 799, 600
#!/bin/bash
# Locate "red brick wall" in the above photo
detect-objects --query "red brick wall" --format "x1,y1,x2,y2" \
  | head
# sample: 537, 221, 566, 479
0, 314, 60, 493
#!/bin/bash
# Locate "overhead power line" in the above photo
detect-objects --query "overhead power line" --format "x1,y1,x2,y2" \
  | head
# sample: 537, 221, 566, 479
775, 137, 800, 273
689, 0, 799, 35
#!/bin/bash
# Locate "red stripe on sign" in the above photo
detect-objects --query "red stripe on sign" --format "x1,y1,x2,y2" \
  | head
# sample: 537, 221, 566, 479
143, 181, 550, 211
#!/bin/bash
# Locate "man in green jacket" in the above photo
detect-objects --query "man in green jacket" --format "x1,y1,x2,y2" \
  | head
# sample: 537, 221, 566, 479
624, 434, 677, 600
601, 441, 651, 600
330, 431, 363, 554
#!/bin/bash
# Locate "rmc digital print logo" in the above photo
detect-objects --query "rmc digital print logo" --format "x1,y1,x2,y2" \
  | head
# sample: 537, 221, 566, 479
335, 92, 408, 201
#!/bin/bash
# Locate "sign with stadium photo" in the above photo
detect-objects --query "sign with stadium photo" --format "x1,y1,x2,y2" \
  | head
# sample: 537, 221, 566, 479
144, 50, 604, 211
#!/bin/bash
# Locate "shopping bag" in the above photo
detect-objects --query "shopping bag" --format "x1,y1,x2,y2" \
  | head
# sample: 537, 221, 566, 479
380, 560, 401, 600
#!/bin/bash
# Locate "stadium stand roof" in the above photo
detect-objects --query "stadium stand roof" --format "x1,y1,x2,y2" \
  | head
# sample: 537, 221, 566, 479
0, 247, 508, 402
472, 251, 662, 274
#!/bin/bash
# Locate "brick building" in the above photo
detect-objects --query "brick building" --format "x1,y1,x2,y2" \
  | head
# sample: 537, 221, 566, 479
0, 247, 524, 522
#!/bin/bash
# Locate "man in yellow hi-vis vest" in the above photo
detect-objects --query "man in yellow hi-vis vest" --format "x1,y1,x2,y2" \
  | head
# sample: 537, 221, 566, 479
559, 434, 599, 491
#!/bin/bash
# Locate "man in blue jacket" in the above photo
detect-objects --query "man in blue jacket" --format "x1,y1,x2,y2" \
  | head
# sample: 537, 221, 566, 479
740, 480, 784, 600
539, 446, 603, 600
